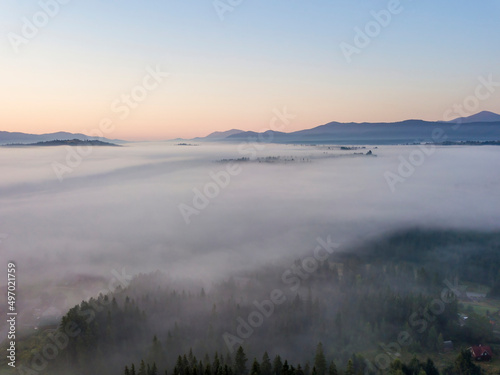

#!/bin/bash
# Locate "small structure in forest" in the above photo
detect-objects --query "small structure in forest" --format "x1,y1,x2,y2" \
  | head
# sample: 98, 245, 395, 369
469, 345, 493, 361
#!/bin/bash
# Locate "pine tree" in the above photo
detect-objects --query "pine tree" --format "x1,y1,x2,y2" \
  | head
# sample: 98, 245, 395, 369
213, 352, 221, 375
314, 343, 327, 375
234, 346, 248, 375
149, 335, 163, 365
304, 363, 310, 375
424, 359, 439, 375
138, 360, 147, 375
175, 356, 184, 375
205, 362, 213, 375
251, 358, 261, 375
427, 327, 438, 351
226, 353, 233, 370
189, 349, 195, 367
282, 361, 290, 375
437, 333, 444, 352
261, 352, 272, 375
273, 356, 283, 375
328, 361, 337, 375
344, 360, 354, 375
450, 350, 481, 375
388, 359, 403, 375
406, 357, 421, 375
112, 297, 119, 312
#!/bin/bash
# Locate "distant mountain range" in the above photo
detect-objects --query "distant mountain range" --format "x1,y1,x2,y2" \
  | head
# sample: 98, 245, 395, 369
2, 111, 500, 146
1, 139, 120, 147
199, 129, 244, 140
0, 131, 123, 145
446, 110, 500, 124
194, 111, 500, 145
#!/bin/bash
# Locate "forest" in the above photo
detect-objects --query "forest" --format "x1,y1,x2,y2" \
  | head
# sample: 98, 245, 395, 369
122, 345, 482, 375
4, 228, 500, 375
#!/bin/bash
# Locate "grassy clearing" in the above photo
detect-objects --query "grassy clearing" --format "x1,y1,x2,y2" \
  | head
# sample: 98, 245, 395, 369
458, 293, 500, 318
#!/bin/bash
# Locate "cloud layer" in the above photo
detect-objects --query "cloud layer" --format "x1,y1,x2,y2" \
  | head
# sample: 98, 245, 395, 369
1, 143, 499, 312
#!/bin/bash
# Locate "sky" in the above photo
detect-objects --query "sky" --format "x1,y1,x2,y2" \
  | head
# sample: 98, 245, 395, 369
1, 0, 499, 140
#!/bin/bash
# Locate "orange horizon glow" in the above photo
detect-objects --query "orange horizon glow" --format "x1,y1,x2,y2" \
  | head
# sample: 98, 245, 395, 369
2, 2, 499, 141
3, 103, 499, 141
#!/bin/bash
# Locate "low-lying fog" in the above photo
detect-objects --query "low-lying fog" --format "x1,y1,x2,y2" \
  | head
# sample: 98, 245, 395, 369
1, 142, 499, 326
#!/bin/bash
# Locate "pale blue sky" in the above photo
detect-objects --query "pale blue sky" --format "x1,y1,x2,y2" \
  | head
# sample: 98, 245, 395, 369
1, 0, 499, 139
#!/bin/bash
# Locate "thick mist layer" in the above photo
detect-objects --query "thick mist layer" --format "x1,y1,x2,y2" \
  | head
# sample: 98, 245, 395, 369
0, 143, 499, 320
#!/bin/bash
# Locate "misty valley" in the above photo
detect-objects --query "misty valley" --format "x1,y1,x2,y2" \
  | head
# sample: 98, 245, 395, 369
1, 142, 500, 375
3, 0, 500, 373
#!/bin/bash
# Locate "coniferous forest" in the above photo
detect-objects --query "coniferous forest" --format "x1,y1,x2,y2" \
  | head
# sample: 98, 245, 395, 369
4, 229, 500, 375
3, 1, 500, 374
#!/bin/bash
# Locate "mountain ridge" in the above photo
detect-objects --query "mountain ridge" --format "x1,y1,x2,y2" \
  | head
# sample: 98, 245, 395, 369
220, 121, 500, 145
203, 128, 244, 139
446, 110, 500, 124
3, 111, 500, 145
197, 111, 500, 145
0, 131, 124, 145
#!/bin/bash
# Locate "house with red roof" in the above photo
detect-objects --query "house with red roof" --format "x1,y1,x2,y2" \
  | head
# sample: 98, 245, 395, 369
469, 345, 493, 361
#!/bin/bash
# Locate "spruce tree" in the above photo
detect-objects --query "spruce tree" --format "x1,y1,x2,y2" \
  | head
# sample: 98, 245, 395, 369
226, 353, 234, 369
282, 360, 290, 375
424, 359, 439, 375
273, 356, 283, 375
261, 352, 272, 375
314, 343, 326, 375
344, 360, 354, 375
328, 361, 337, 375
450, 350, 481, 375
149, 336, 163, 365
304, 363, 310, 375
251, 358, 261, 375
138, 360, 147, 375
234, 346, 248, 375
213, 352, 221, 375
